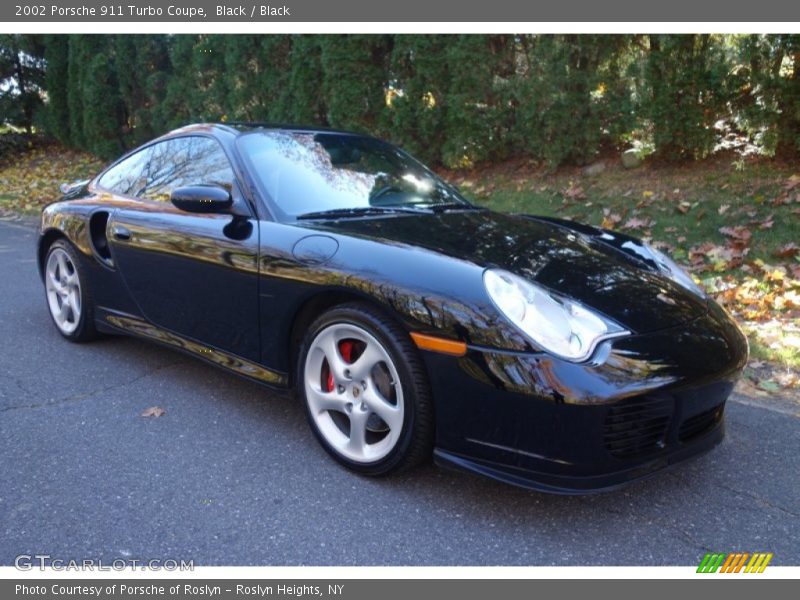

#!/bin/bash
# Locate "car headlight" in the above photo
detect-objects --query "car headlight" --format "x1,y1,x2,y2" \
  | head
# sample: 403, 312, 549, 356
483, 269, 629, 362
644, 244, 706, 298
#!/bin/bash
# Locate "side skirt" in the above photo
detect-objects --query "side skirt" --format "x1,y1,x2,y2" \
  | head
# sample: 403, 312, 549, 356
96, 308, 289, 389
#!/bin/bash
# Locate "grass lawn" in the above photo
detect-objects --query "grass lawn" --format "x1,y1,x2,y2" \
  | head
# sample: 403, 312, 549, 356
450, 157, 798, 266
2, 142, 797, 393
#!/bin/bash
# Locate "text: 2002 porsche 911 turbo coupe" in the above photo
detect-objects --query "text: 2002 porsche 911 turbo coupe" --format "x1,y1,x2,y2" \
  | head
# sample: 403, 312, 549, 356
38, 123, 748, 493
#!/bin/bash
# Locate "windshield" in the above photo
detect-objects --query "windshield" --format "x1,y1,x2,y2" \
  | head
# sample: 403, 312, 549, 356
236, 131, 470, 218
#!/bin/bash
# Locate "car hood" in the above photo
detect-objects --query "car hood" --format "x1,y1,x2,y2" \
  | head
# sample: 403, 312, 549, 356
306, 210, 707, 334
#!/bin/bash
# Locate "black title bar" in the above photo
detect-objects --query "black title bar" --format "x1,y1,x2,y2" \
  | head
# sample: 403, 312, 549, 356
4, 0, 800, 22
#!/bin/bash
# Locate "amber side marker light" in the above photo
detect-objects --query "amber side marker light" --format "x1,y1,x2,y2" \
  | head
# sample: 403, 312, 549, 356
410, 332, 467, 356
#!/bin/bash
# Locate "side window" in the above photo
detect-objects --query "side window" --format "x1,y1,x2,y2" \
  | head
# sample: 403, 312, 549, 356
140, 136, 236, 203
97, 146, 152, 197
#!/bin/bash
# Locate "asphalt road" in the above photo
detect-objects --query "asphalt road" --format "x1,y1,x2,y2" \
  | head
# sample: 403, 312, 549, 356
0, 218, 798, 566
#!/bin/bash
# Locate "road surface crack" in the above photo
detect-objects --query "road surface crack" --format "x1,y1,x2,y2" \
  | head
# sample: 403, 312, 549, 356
0, 361, 187, 413
712, 481, 800, 519
666, 472, 772, 516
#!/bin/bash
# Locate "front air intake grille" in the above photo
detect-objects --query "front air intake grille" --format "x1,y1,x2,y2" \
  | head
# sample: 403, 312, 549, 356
679, 403, 724, 442
603, 396, 673, 459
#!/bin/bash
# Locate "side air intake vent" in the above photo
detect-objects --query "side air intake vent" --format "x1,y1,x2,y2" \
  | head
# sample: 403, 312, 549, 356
89, 211, 113, 265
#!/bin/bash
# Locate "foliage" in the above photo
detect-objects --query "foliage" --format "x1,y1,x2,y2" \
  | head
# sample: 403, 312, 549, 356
734, 35, 800, 159
82, 52, 125, 158
383, 35, 451, 163
114, 35, 171, 146
285, 36, 326, 124
42, 35, 69, 144
0, 34, 46, 134
319, 35, 393, 132
642, 35, 732, 160
510, 35, 633, 166
2, 34, 800, 166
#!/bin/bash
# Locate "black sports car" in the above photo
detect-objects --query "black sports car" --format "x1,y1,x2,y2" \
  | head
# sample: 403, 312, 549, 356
38, 123, 748, 493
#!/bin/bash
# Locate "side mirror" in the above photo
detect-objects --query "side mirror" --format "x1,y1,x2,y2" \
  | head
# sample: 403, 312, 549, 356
170, 185, 232, 214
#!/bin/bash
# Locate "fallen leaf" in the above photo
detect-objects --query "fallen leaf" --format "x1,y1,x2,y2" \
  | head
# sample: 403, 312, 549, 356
718, 204, 730, 215
601, 214, 621, 229
719, 226, 752, 242
623, 216, 653, 230
141, 406, 166, 418
766, 268, 785, 283
749, 213, 775, 230
770, 175, 800, 205
774, 243, 800, 259
561, 182, 586, 200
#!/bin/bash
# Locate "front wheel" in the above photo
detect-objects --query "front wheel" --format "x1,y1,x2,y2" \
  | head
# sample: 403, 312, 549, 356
298, 303, 433, 476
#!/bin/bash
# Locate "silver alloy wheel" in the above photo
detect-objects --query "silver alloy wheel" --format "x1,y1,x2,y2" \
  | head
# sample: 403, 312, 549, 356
304, 323, 404, 463
45, 247, 82, 335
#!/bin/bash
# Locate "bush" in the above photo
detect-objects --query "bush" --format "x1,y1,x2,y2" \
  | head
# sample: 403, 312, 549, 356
2, 33, 798, 167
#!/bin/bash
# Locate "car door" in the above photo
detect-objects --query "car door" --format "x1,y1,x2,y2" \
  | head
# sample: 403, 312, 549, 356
106, 135, 261, 362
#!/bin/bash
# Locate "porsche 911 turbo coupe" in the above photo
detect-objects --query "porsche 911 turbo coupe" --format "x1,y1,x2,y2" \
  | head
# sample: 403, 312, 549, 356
38, 123, 748, 493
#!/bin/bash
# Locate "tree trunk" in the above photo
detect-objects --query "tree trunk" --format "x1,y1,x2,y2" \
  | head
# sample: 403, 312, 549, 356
13, 49, 33, 134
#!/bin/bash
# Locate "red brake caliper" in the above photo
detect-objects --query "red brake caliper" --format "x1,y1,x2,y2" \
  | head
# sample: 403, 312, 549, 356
325, 340, 354, 392
325, 370, 334, 393
339, 340, 354, 363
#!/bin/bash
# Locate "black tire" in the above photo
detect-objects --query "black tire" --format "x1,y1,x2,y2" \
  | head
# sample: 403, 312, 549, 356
43, 239, 98, 343
297, 302, 434, 476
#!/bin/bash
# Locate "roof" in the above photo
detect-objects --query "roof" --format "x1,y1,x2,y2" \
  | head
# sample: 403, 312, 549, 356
169, 122, 366, 138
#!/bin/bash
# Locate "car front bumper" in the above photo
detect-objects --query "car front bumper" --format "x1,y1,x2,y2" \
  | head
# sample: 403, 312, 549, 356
422, 301, 748, 494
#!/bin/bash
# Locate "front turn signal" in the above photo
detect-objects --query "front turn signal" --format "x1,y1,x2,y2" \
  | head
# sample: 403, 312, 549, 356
410, 332, 467, 356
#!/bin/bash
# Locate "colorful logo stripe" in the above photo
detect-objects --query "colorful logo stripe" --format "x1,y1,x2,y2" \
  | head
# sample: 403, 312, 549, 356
697, 552, 773, 573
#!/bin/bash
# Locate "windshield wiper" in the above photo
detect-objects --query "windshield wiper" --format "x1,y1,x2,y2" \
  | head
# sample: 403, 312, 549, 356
427, 202, 484, 213
296, 203, 481, 220
296, 206, 422, 220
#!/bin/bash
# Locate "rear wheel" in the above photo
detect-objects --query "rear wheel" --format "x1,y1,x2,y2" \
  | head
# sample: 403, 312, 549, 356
298, 303, 433, 476
44, 240, 98, 342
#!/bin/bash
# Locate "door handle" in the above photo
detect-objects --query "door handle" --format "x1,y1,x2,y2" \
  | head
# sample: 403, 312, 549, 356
112, 225, 131, 241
